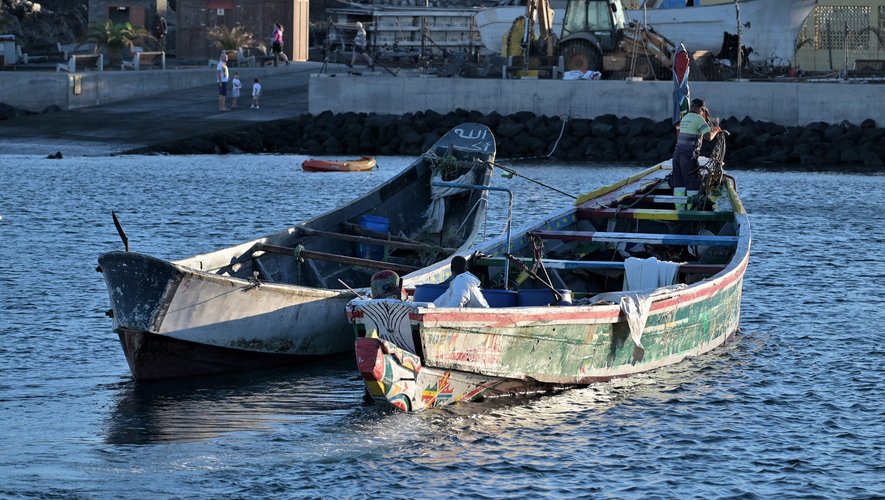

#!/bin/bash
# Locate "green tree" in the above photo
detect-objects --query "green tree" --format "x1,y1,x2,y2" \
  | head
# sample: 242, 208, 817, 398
207, 25, 257, 51
87, 20, 150, 64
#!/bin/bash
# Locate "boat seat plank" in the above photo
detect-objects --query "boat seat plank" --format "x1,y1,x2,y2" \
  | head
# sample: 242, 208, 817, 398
578, 207, 734, 222
475, 257, 725, 274
531, 230, 739, 246
253, 243, 420, 274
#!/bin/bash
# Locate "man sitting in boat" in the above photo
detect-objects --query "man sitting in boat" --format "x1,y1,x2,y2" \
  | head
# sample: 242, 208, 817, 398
370, 270, 404, 300
433, 256, 489, 308
671, 98, 722, 202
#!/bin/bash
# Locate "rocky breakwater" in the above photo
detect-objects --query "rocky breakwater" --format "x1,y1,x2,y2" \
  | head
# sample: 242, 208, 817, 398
132, 110, 885, 171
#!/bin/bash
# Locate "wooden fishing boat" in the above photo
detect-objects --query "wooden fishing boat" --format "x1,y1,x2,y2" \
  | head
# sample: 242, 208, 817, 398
98, 123, 496, 380
348, 154, 750, 412
302, 156, 377, 172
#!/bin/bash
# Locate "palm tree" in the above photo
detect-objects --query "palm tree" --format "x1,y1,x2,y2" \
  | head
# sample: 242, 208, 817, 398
87, 20, 151, 65
207, 25, 258, 52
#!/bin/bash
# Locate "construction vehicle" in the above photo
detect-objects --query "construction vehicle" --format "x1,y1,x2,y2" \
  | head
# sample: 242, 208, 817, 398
503, 0, 677, 80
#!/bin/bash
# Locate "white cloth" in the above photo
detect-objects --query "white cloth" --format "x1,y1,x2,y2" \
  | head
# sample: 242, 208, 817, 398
562, 70, 602, 80
423, 169, 475, 233
623, 257, 680, 292
252, 82, 262, 97
619, 292, 652, 349
586, 284, 686, 349
432, 272, 489, 308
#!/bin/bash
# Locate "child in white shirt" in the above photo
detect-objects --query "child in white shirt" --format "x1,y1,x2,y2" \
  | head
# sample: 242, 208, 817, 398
230, 72, 242, 109
250, 78, 262, 109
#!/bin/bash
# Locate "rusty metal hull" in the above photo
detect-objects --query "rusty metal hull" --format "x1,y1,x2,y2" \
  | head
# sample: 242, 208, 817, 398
349, 162, 751, 411
98, 123, 497, 380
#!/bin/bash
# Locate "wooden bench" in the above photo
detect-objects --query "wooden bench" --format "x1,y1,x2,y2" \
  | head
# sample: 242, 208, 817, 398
22, 42, 65, 63
531, 230, 739, 246
854, 59, 885, 73
475, 256, 725, 275
209, 48, 258, 68
121, 50, 165, 70
56, 53, 104, 72
577, 207, 734, 222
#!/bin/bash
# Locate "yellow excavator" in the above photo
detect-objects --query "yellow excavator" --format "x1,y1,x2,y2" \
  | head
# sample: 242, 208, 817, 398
503, 0, 677, 80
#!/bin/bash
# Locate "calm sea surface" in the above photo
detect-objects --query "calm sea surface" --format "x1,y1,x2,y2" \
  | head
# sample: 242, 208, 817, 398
0, 155, 882, 498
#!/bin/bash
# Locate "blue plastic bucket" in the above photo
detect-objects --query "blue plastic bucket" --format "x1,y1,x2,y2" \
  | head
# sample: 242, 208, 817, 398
413, 283, 449, 302
482, 289, 519, 308
518, 289, 573, 307
356, 215, 390, 260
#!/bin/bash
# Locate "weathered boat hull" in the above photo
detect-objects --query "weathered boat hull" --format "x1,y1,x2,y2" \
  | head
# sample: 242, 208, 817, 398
118, 329, 333, 380
100, 251, 354, 380
302, 156, 377, 172
349, 161, 751, 411
99, 123, 497, 380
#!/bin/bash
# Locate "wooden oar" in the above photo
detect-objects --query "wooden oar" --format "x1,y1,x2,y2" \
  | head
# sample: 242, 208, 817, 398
504, 253, 564, 304
254, 243, 419, 274
111, 210, 129, 252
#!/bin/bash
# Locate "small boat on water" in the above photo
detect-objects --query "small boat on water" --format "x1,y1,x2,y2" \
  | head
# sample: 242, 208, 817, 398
348, 152, 750, 412
98, 123, 496, 380
302, 156, 377, 172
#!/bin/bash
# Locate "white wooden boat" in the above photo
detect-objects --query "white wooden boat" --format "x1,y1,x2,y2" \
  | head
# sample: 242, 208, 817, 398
98, 123, 496, 380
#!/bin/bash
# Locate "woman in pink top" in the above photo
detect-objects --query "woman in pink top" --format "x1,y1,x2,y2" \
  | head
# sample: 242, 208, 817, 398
271, 23, 288, 66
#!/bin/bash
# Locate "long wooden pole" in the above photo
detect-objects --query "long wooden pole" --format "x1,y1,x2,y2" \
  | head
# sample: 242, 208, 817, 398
254, 243, 420, 274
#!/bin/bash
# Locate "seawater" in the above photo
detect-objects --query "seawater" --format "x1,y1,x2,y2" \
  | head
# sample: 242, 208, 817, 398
0, 155, 882, 498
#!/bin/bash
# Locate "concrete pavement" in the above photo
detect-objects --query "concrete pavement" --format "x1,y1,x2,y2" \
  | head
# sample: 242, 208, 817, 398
0, 61, 324, 156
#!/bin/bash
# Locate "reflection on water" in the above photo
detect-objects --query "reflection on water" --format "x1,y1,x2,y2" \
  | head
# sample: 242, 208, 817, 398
1, 155, 882, 497
105, 357, 363, 445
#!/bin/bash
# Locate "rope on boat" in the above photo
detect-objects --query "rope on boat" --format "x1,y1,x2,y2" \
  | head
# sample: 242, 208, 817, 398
496, 114, 571, 162
489, 160, 577, 200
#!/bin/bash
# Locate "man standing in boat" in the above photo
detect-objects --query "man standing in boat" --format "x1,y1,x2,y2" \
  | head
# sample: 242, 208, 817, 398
433, 256, 489, 308
671, 98, 721, 202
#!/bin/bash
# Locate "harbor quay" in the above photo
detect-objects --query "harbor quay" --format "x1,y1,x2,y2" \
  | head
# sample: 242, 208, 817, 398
0, 65, 882, 170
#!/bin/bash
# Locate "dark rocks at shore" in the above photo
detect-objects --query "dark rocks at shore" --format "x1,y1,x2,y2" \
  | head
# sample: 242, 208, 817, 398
131, 110, 885, 172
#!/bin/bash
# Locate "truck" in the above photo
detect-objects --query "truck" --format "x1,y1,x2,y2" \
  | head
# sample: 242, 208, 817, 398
502, 0, 677, 80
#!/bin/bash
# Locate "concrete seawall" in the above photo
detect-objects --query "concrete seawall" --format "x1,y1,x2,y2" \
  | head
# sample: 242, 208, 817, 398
308, 74, 884, 127
0, 66, 300, 112
1, 67, 881, 127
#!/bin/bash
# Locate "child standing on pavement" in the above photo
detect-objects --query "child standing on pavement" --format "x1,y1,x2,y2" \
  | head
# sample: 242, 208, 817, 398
230, 72, 242, 109
250, 78, 262, 109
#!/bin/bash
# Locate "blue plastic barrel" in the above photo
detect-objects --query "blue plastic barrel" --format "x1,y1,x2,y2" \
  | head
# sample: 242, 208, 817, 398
356, 215, 390, 260
518, 289, 573, 307
413, 283, 449, 302
482, 289, 519, 308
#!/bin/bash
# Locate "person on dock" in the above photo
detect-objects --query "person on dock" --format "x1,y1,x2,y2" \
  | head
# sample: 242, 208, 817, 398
433, 256, 489, 308
231, 72, 242, 109
250, 78, 261, 109
216, 51, 230, 111
670, 97, 721, 202
271, 23, 289, 66
350, 22, 374, 71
